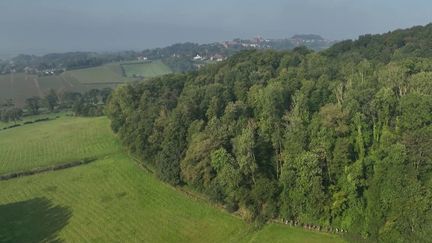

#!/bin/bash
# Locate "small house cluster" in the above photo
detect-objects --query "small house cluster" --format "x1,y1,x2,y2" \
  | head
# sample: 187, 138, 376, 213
23, 67, 65, 76
192, 54, 226, 62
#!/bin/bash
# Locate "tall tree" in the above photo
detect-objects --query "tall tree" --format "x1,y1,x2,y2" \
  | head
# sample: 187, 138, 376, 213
45, 89, 58, 112
233, 120, 258, 184
25, 96, 41, 115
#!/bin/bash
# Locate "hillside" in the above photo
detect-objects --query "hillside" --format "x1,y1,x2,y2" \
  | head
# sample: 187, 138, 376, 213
0, 60, 175, 106
325, 23, 432, 62
0, 34, 335, 107
121, 60, 172, 78
107, 24, 432, 242
0, 116, 344, 242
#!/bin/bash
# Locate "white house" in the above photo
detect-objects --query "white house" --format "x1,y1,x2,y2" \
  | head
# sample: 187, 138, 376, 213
193, 54, 203, 61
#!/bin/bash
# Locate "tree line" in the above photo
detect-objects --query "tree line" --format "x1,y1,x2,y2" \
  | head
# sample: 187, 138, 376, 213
106, 24, 432, 242
0, 88, 113, 122
0, 99, 22, 123
28, 88, 112, 117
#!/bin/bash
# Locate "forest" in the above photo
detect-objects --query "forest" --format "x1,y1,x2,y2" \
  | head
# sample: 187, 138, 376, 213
106, 24, 432, 242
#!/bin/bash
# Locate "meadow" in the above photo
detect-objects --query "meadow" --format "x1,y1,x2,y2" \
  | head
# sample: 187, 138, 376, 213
64, 63, 128, 84
0, 60, 174, 107
37, 75, 74, 93
0, 117, 345, 242
121, 60, 172, 78
0, 73, 40, 106
0, 112, 64, 130
0, 116, 119, 174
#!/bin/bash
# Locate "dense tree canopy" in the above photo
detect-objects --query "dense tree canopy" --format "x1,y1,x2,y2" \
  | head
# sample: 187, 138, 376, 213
0, 99, 22, 123
107, 25, 432, 242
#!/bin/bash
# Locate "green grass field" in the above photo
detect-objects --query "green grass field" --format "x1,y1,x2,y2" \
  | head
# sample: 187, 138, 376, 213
0, 117, 345, 242
0, 116, 119, 174
0, 112, 65, 130
121, 60, 172, 78
0, 61, 173, 107
64, 63, 128, 84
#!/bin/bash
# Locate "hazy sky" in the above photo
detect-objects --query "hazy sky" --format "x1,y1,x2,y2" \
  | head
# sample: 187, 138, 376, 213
1, 0, 431, 56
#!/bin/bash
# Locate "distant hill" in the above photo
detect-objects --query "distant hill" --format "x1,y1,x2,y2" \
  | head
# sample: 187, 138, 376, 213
325, 23, 432, 62
291, 34, 325, 41
0, 34, 335, 75
270, 35, 335, 51
0, 34, 334, 106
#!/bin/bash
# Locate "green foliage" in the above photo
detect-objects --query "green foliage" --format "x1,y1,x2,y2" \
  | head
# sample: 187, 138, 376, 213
107, 25, 432, 242
71, 88, 112, 117
281, 152, 327, 222
0, 100, 22, 123
25, 96, 42, 114
45, 89, 58, 112
233, 120, 258, 184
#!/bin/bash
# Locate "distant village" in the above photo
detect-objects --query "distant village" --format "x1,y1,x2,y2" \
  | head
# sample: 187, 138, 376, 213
135, 34, 333, 67
1, 34, 335, 75
1, 63, 65, 76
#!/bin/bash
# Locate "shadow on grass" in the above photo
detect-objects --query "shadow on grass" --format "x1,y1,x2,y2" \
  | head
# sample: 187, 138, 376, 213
0, 197, 71, 243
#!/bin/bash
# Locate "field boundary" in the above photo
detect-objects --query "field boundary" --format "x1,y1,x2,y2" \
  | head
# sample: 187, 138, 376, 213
1, 116, 59, 132
127, 153, 243, 216
0, 157, 97, 181
120, 60, 152, 66
128, 153, 154, 174
79, 81, 125, 85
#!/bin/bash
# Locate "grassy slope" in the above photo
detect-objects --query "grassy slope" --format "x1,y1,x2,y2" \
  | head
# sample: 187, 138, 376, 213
0, 63, 128, 105
10, 73, 40, 100
0, 62, 171, 104
0, 117, 119, 174
0, 117, 345, 242
0, 154, 252, 242
0, 112, 65, 130
37, 75, 69, 93
0, 154, 344, 243
122, 60, 172, 78
63, 63, 128, 84
0, 74, 14, 99
0, 73, 40, 106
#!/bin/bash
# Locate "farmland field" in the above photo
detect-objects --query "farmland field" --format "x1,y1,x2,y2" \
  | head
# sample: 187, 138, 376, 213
0, 117, 345, 242
121, 60, 172, 78
64, 63, 128, 84
0, 73, 40, 106
0, 63, 136, 106
37, 75, 71, 93
0, 74, 14, 100
0, 61, 173, 107
0, 116, 119, 174
0, 112, 66, 130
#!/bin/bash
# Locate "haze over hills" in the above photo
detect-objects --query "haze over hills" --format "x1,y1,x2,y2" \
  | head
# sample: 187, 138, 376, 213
0, 34, 334, 60
2, 0, 431, 57
0, 34, 335, 106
